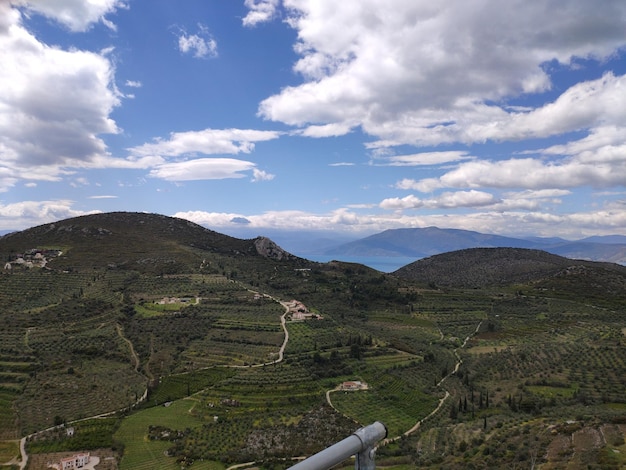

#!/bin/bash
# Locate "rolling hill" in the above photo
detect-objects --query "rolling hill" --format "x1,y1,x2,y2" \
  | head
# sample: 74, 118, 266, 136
0, 211, 300, 274
0, 212, 625, 470
393, 247, 626, 288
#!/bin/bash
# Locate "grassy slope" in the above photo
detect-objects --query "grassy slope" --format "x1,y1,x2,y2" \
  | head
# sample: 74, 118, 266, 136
0, 214, 624, 469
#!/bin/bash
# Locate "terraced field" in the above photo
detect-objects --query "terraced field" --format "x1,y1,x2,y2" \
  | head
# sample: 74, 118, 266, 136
1, 213, 624, 469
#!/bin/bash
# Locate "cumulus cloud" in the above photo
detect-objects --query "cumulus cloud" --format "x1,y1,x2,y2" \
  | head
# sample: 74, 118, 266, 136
12, 0, 125, 32
407, 155, 626, 193
242, 0, 280, 27
252, 168, 275, 182
129, 128, 281, 158
296, 122, 356, 138
0, 3, 121, 191
258, 0, 626, 149
174, 205, 626, 239
177, 24, 218, 59
380, 190, 497, 210
0, 200, 100, 230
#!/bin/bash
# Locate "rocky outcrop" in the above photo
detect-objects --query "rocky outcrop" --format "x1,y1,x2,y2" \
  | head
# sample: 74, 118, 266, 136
254, 237, 295, 261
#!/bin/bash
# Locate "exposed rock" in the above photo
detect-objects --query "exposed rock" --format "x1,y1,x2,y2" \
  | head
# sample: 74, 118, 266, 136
254, 236, 295, 261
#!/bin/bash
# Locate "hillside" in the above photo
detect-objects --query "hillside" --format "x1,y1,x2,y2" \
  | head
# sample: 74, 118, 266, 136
322, 226, 626, 264
0, 211, 300, 274
393, 247, 626, 289
0, 214, 625, 469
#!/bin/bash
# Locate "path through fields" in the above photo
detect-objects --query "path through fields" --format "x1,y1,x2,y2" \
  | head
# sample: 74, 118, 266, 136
325, 319, 484, 445
116, 323, 140, 372
14, 290, 292, 470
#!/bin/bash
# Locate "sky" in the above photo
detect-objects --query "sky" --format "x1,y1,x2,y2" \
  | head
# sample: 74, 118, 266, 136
1, 0, 626, 240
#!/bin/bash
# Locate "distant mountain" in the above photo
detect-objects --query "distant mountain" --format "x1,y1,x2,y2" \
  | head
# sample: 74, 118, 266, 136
322, 227, 626, 265
580, 235, 626, 244
393, 247, 626, 294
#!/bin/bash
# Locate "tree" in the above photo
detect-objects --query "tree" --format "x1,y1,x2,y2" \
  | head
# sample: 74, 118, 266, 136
449, 404, 458, 420
349, 344, 361, 360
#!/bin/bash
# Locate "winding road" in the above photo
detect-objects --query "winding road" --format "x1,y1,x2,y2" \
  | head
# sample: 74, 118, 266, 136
13, 290, 293, 469
325, 318, 485, 445
12, 291, 480, 468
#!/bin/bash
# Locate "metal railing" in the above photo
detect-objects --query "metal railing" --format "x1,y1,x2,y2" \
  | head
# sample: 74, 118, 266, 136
287, 421, 387, 470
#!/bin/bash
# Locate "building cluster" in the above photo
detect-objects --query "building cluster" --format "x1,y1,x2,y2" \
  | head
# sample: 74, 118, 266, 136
285, 300, 323, 321
4, 248, 62, 270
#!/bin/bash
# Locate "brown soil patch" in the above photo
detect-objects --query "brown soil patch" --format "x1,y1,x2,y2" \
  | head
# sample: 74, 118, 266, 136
466, 345, 507, 355
545, 434, 572, 464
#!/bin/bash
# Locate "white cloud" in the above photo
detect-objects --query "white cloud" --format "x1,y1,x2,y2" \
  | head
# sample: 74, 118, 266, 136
177, 24, 218, 59
148, 158, 256, 181
379, 194, 422, 211
379, 151, 472, 167
242, 0, 280, 27
540, 126, 626, 164
0, 3, 121, 191
503, 189, 572, 200
0, 200, 100, 230
380, 190, 496, 210
296, 122, 355, 138
252, 168, 275, 182
408, 155, 626, 193
174, 205, 626, 239
129, 128, 281, 158
125, 80, 142, 88
13, 0, 125, 32
395, 178, 440, 193
258, 0, 626, 149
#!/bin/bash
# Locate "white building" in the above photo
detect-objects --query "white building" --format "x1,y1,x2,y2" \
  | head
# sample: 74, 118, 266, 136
60, 452, 90, 469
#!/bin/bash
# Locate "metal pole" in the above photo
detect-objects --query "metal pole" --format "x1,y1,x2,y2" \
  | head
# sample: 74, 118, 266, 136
287, 422, 387, 470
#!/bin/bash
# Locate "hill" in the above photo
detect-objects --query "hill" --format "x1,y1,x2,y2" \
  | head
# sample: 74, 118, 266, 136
322, 226, 626, 264
393, 247, 626, 290
0, 213, 625, 469
0, 211, 300, 274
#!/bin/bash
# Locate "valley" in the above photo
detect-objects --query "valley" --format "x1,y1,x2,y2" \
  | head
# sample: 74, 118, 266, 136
0, 212, 624, 469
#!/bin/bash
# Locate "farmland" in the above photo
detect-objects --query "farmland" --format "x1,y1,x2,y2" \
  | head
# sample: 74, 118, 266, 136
0, 212, 624, 469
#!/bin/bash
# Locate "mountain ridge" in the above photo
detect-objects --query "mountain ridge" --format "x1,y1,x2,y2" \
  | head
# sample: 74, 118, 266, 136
322, 226, 626, 264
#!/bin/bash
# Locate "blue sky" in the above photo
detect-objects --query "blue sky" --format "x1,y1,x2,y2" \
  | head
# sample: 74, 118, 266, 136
1, 0, 626, 240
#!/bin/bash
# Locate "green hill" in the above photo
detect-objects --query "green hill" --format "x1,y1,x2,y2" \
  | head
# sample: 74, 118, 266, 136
0, 213, 624, 470
0, 211, 300, 273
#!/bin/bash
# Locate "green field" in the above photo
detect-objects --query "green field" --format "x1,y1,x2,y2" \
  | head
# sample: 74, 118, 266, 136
1, 215, 625, 469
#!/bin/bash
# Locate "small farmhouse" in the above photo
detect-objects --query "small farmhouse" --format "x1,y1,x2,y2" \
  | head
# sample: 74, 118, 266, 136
340, 381, 366, 391
59, 452, 90, 470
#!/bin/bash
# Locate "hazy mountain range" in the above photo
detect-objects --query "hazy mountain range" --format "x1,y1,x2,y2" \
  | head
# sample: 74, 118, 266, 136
276, 227, 626, 266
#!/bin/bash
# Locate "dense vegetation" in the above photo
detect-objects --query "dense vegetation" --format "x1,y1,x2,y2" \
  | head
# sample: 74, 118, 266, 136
0, 212, 624, 469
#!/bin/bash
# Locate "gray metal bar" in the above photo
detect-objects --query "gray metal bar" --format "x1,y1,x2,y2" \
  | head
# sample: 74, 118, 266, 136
287, 422, 387, 470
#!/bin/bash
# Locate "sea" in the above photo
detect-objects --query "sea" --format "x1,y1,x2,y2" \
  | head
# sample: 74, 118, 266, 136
296, 255, 419, 273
